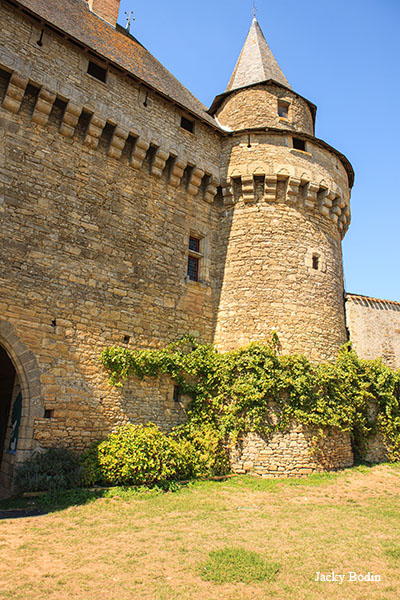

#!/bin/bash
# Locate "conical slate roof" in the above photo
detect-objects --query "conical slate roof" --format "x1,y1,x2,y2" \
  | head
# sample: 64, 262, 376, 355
226, 17, 291, 91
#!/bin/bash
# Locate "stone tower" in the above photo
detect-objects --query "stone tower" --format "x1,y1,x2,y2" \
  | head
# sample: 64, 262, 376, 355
212, 18, 354, 361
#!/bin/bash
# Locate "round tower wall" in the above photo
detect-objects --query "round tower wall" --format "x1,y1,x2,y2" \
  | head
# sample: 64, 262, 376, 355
215, 133, 351, 361
216, 84, 314, 134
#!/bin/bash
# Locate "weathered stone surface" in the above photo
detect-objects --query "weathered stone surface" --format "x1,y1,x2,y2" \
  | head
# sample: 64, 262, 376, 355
345, 294, 400, 370
217, 83, 314, 134
230, 425, 354, 478
0, 1, 362, 488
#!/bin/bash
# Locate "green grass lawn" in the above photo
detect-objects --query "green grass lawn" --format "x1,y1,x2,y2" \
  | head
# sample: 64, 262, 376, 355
1, 464, 399, 599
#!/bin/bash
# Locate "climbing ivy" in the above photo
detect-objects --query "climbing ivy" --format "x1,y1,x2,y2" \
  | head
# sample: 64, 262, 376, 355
100, 335, 400, 461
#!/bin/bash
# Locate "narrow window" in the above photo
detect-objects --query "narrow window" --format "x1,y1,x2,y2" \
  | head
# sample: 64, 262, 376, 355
187, 235, 202, 282
278, 101, 289, 119
293, 138, 306, 152
87, 60, 107, 83
180, 116, 194, 133
187, 255, 199, 281
189, 236, 200, 253
312, 254, 319, 270
173, 385, 181, 403
123, 335, 131, 344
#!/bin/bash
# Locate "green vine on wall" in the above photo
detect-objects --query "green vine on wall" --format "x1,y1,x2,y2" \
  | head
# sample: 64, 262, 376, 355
100, 336, 400, 461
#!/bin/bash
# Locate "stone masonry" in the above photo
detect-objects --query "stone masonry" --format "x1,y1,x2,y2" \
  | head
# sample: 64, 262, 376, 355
230, 426, 354, 478
0, 0, 394, 488
346, 294, 400, 370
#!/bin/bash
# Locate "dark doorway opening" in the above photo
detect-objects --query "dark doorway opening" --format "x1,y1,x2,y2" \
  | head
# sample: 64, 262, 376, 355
0, 346, 15, 465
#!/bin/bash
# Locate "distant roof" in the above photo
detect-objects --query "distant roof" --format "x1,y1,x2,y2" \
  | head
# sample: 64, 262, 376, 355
226, 17, 290, 92
346, 293, 400, 312
13, 0, 219, 129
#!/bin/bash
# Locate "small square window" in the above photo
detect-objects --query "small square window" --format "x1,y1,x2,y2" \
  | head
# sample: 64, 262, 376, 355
278, 101, 289, 119
87, 60, 107, 83
180, 116, 194, 133
44, 409, 54, 419
293, 138, 306, 152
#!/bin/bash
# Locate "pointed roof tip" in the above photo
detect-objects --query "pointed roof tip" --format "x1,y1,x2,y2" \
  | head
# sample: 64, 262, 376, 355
226, 18, 291, 92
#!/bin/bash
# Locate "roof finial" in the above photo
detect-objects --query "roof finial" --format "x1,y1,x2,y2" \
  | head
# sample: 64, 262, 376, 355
253, 1, 257, 18
125, 11, 135, 33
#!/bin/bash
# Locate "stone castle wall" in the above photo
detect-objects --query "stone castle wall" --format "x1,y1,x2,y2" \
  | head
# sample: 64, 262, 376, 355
0, 0, 222, 468
231, 425, 354, 477
0, 0, 358, 487
345, 295, 400, 370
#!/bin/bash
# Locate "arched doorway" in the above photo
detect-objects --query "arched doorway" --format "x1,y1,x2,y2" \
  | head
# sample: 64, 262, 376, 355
0, 321, 42, 494
0, 346, 16, 464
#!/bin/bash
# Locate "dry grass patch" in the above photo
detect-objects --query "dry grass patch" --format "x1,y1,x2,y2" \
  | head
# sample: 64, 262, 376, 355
0, 464, 399, 599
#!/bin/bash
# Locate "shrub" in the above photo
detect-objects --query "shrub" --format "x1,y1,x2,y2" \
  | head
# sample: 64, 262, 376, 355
81, 423, 192, 487
15, 448, 81, 492
79, 443, 106, 487
172, 422, 230, 478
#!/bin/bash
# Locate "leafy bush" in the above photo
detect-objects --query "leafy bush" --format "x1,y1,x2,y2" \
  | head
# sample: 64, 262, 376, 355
81, 423, 192, 487
100, 336, 400, 461
198, 547, 279, 584
79, 442, 106, 487
15, 448, 81, 492
172, 422, 230, 478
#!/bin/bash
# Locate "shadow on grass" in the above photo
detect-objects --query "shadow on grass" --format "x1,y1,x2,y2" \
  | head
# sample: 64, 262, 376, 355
0, 480, 191, 516
1, 461, 396, 517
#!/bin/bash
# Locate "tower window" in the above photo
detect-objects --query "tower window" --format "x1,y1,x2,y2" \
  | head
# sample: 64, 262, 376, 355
293, 138, 306, 152
312, 254, 320, 270
278, 101, 289, 119
173, 385, 181, 403
180, 116, 195, 133
87, 60, 107, 83
187, 235, 202, 281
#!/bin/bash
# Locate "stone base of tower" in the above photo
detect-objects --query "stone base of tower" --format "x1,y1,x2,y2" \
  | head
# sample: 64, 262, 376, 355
230, 425, 354, 477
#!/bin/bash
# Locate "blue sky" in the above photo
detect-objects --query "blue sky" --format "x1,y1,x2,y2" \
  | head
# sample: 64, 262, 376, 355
118, 0, 399, 301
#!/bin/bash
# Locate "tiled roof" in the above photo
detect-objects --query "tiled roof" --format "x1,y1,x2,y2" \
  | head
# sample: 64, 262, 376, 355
14, 0, 220, 129
226, 17, 290, 92
346, 293, 400, 312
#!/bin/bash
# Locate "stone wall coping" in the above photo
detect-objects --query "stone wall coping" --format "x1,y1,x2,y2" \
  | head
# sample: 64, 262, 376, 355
346, 293, 400, 312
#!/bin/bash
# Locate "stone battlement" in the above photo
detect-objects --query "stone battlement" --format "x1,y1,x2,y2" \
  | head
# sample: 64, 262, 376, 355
222, 170, 350, 237
0, 63, 220, 203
